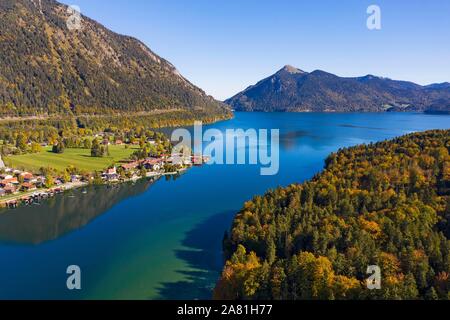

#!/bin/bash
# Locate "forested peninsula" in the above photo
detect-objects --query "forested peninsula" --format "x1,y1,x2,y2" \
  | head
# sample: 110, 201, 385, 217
215, 130, 450, 300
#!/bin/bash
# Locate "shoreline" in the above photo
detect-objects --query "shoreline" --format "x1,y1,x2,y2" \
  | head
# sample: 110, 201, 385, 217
0, 169, 186, 210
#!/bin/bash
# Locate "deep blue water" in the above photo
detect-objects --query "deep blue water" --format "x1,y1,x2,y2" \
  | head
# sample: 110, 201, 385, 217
0, 112, 449, 299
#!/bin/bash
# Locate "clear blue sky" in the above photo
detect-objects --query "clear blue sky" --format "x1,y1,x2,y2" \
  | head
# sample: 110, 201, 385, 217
59, 0, 450, 100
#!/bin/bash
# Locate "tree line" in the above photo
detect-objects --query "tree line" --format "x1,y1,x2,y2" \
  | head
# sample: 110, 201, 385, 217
0, 110, 229, 156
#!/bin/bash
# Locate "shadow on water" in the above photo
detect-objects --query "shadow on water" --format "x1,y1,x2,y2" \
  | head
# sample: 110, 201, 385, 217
0, 179, 156, 245
155, 210, 236, 300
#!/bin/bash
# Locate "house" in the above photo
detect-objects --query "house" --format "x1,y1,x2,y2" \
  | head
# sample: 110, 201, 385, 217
166, 154, 186, 166
0, 177, 19, 187
115, 140, 124, 145
104, 167, 119, 181
107, 167, 116, 175
102, 139, 110, 146
20, 172, 35, 182
3, 185, 17, 194
121, 161, 140, 171
21, 182, 37, 192
71, 175, 80, 183
147, 139, 156, 145
0, 174, 13, 180
35, 176, 46, 188
142, 158, 162, 171
54, 179, 63, 186
0, 188, 5, 197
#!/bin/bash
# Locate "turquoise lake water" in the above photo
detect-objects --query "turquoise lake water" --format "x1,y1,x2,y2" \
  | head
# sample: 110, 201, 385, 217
0, 112, 449, 299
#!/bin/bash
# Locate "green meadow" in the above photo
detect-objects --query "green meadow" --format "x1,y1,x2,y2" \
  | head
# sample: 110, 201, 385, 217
4, 145, 138, 172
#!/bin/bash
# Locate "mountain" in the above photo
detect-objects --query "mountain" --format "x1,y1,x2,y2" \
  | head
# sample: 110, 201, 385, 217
425, 82, 450, 90
226, 65, 450, 113
0, 0, 229, 118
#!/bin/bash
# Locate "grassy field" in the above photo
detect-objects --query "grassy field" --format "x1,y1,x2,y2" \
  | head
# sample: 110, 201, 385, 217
4, 145, 138, 172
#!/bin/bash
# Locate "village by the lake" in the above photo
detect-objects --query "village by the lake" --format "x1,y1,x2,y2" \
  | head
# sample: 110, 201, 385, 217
0, 135, 206, 209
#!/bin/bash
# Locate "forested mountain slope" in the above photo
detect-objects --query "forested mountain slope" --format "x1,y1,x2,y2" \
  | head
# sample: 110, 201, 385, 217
0, 0, 229, 118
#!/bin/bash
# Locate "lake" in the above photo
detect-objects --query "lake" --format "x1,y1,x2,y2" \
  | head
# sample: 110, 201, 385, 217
0, 112, 449, 299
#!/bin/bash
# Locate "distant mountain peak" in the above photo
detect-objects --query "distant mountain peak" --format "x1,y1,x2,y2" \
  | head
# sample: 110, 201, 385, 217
362, 74, 379, 80
278, 65, 306, 75
426, 82, 450, 90
225, 66, 450, 113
